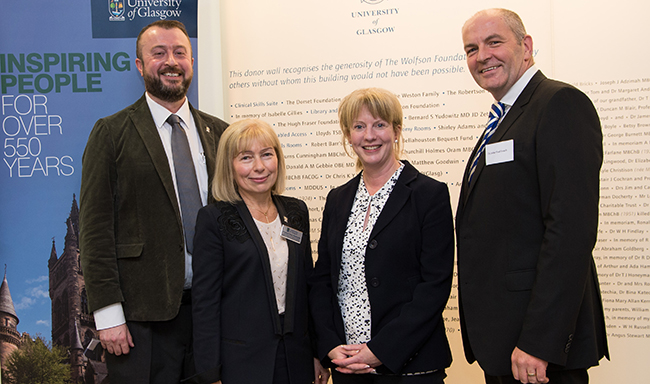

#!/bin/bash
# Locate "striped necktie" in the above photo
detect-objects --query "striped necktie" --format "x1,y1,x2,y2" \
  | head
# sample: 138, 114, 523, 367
468, 102, 505, 184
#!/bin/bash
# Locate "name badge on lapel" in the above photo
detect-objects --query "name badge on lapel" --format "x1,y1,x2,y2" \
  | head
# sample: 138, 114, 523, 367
486, 139, 514, 166
281, 225, 303, 244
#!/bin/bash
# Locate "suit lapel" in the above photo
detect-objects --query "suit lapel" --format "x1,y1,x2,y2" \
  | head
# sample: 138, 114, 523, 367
462, 71, 547, 205
130, 98, 222, 232
190, 105, 217, 190
235, 200, 283, 335
458, 134, 482, 211
274, 196, 298, 334
331, 164, 415, 256
129, 95, 181, 222
333, 174, 362, 267
490, 71, 545, 143
369, 162, 416, 238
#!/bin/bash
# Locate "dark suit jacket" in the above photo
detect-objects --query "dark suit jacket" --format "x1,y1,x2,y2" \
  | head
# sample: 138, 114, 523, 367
79, 94, 227, 321
190, 195, 315, 384
309, 161, 454, 374
456, 71, 609, 376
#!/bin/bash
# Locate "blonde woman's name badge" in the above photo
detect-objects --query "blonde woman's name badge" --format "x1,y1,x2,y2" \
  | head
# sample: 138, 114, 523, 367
281, 225, 303, 244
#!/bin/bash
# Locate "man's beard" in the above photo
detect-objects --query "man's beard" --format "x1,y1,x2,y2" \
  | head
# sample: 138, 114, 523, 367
143, 66, 192, 103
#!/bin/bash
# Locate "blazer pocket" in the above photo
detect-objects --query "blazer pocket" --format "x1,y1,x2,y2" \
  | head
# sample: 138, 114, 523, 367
505, 269, 536, 291
116, 243, 144, 259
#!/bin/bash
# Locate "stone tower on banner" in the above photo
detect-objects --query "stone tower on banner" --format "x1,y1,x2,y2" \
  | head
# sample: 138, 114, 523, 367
49, 194, 107, 384
0, 267, 26, 371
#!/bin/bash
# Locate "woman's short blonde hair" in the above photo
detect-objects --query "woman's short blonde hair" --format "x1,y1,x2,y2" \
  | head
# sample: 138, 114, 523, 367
211, 119, 286, 203
338, 88, 404, 170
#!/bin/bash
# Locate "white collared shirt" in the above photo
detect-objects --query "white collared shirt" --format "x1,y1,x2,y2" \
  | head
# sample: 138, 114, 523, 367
146, 93, 209, 212
498, 65, 538, 117
147, 93, 208, 290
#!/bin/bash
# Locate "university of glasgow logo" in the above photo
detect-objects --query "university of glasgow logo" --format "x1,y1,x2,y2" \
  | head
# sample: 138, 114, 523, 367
109, 0, 125, 21
361, 0, 385, 4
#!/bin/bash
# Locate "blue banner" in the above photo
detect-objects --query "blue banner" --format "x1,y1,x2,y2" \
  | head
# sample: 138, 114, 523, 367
1, 0, 197, 370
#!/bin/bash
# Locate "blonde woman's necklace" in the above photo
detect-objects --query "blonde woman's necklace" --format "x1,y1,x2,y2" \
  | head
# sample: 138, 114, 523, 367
255, 203, 272, 223
254, 203, 277, 251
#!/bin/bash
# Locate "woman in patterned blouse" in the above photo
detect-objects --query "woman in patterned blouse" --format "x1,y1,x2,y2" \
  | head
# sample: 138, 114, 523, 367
309, 88, 455, 383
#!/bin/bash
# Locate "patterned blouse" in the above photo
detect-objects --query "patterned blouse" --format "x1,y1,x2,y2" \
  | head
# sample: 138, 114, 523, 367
337, 162, 404, 345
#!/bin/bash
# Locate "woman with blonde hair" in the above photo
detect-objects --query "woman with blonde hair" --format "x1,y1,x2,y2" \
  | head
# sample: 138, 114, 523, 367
190, 119, 328, 384
309, 88, 454, 383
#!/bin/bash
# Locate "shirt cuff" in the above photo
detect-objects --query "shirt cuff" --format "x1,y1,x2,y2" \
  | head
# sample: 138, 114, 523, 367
93, 303, 126, 330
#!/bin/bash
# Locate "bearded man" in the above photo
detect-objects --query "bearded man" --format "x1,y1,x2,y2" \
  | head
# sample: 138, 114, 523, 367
79, 20, 228, 384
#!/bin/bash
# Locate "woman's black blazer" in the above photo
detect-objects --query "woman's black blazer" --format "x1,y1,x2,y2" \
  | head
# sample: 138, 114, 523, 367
309, 161, 455, 375
191, 195, 314, 384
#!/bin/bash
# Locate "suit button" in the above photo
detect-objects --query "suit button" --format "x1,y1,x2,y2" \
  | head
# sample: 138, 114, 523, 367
565, 334, 574, 353
370, 277, 380, 287
368, 239, 378, 249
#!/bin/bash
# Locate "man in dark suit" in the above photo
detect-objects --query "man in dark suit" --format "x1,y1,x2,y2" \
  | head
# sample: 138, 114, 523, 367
455, 8, 608, 384
79, 20, 227, 383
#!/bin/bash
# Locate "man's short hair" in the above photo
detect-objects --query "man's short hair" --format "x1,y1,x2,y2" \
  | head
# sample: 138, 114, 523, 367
468, 8, 527, 43
136, 20, 191, 61
495, 8, 527, 43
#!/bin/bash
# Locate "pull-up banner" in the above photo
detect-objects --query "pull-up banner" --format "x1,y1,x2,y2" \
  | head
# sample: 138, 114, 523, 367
1, 0, 197, 362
